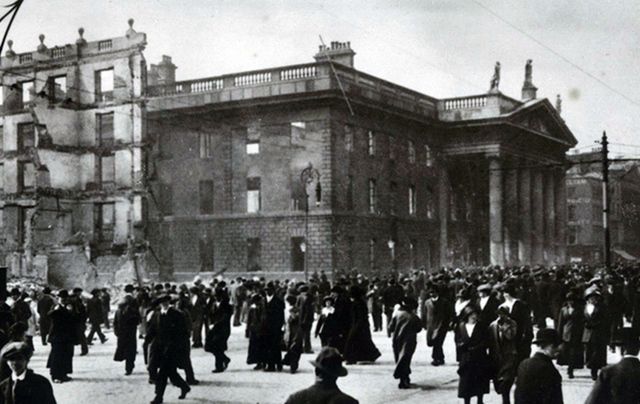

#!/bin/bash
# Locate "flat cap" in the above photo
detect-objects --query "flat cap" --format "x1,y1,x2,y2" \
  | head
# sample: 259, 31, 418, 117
0, 342, 32, 361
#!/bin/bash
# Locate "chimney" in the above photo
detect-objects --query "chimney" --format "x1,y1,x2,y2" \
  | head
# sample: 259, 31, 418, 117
521, 59, 537, 100
555, 94, 562, 115
156, 55, 177, 85
314, 41, 355, 68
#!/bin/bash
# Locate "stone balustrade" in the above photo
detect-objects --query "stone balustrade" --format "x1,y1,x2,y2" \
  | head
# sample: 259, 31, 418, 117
441, 95, 487, 110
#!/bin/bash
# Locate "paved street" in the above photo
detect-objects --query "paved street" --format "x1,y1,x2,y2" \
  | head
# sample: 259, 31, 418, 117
26, 320, 608, 404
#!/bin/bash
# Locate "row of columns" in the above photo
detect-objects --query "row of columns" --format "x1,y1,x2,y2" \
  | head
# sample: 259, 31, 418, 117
489, 157, 567, 267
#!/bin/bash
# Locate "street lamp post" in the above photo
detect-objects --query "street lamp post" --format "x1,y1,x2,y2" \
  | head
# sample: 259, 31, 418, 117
300, 163, 321, 281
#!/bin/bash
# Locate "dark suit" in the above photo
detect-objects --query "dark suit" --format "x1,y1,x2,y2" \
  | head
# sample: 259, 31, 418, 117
297, 292, 315, 353
284, 381, 358, 404
86, 296, 106, 343
145, 307, 190, 400
0, 369, 57, 404
583, 303, 609, 371
422, 297, 452, 364
46, 305, 76, 380
262, 295, 285, 370
113, 295, 141, 373
477, 295, 500, 327
37, 294, 55, 345
189, 294, 207, 347
585, 356, 640, 404
505, 300, 533, 362
514, 352, 563, 404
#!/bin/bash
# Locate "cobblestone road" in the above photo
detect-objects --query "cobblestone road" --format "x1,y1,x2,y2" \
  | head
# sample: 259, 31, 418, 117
31, 323, 605, 403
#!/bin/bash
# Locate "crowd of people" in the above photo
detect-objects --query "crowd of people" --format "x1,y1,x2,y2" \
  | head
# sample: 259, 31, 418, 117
0, 262, 639, 403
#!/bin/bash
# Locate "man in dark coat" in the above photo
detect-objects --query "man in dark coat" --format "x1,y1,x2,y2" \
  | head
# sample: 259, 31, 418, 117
100, 288, 111, 329
114, 284, 141, 375
476, 283, 500, 327
583, 286, 610, 380
86, 289, 107, 344
585, 327, 640, 404
382, 278, 404, 333
500, 282, 533, 363
514, 328, 563, 404
488, 306, 518, 404
46, 290, 77, 383
71, 288, 89, 356
421, 285, 452, 366
205, 288, 232, 372
0, 342, 57, 404
388, 297, 422, 389
188, 287, 207, 348
297, 284, 315, 354
232, 278, 247, 327
284, 347, 358, 404
37, 288, 55, 346
262, 283, 285, 372
146, 294, 190, 404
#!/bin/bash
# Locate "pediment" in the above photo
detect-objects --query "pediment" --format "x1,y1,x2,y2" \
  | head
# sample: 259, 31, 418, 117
508, 100, 577, 147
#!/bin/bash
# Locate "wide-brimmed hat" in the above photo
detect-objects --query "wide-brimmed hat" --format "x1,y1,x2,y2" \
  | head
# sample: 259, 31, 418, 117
309, 347, 348, 378
532, 328, 561, 346
401, 296, 418, 311
0, 341, 33, 361
584, 285, 601, 299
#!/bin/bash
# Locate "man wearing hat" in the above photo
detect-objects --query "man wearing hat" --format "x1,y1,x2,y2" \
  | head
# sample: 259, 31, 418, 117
113, 284, 141, 375
70, 288, 89, 356
421, 285, 452, 366
296, 284, 315, 354
86, 289, 107, 345
585, 327, 640, 404
262, 282, 285, 372
514, 328, 563, 404
583, 285, 609, 380
284, 347, 358, 404
388, 296, 422, 388
476, 283, 500, 327
0, 342, 56, 403
46, 290, 76, 383
36, 288, 55, 346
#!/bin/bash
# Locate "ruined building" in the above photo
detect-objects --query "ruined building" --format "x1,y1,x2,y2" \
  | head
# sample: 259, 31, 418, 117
0, 22, 577, 286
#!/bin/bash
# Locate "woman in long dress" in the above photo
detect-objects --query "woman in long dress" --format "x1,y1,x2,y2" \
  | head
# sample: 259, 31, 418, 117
343, 286, 381, 364
456, 305, 490, 404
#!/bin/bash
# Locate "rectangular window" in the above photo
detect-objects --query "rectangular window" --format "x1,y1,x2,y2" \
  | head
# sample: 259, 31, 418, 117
425, 145, 433, 167
48, 75, 67, 103
94, 203, 115, 242
367, 130, 375, 156
247, 237, 261, 271
98, 154, 115, 186
408, 140, 416, 164
568, 227, 577, 245
291, 121, 306, 146
247, 177, 261, 213
199, 133, 213, 158
0, 164, 3, 191
409, 185, 417, 215
246, 141, 260, 155
0, 209, 3, 230
567, 186, 576, 199
0, 126, 3, 153
18, 162, 35, 192
97, 113, 114, 147
199, 237, 214, 272
160, 183, 173, 215
390, 181, 397, 216
17, 122, 35, 152
409, 239, 417, 269
95, 68, 114, 102
426, 186, 435, 219
568, 205, 576, 221
347, 175, 354, 211
450, 192, 457, 221
347, 236, 354, 271
369, 238, 376, 270
368, 179, 377, 213
291, 237, 305, 272
344, 125, 353, 152
16, 208, 25, 247
199, 180, 214, 214
21, 81, 34, 105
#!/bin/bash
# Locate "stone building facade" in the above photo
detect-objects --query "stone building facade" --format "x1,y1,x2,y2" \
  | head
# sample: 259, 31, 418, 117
0, 23, 577, 284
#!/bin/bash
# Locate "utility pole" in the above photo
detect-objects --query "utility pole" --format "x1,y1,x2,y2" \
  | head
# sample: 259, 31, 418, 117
601, 131, 611, 269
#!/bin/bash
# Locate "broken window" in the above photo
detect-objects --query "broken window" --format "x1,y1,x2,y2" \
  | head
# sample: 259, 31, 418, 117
97, 113, 114, 147
409, 239, 417, 269
247, 177, 261, 213
48, 75, 67, 103
0, 126, 3, 153
367, 130, 375, 156
17, 122, 35, 152
425, 145, 434, 167
97, 154, 115, 187
291, 121, 306, 146
199, 133, 213, 158
21, 80, 34, 105
344, 125, 353, 152
18, 162, 35, 192
0, 164, 3, 191
94, 202, 115, 242
426, 186, 435, 219
247, 237, 261, 271
368, 178, 377, 213
409, 184, 417, 215
95, 68, 114, 102
199, 237, 214, 272
0, 208, 3, 229
199, 180, 214, 214
408, 140, 416, 164
246, 140, 259, 155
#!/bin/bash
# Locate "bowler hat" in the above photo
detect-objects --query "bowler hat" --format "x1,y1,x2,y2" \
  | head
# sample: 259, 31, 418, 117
0, 342, 33, 361
532, 328, 561, 346
309, 347, 348, 378
124, 284, 135, 293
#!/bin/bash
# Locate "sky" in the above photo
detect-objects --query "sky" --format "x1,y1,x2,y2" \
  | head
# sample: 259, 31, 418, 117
5, 0, 640, 157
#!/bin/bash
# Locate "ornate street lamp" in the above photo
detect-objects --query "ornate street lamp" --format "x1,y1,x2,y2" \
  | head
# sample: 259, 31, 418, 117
300, 162, 321, 281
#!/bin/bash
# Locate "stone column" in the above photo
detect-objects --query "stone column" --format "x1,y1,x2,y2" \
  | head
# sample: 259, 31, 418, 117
503, 164, 519, 266
532, 169, 545, 264
554, 168, 568, 263
489, 158, 504, 267
544, 170, 556, 264
518, 167, 532, 264
438, 171, 449, 268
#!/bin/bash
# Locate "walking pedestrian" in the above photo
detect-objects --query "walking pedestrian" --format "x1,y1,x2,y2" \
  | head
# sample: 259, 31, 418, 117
514, 328, 563, 404
343, 286, 381, 364
583, 285, 609, 380
46, 290, 76, 383
205, 287, 232, 373
113, 284, 141, 375
422, 285, 452, 366
556, 291, 584, 379
388, 296, 422, 389
37, 287, 55, 346
488, 306, 518, 404
86, 289, 107, 345
456, 305, 490, 404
